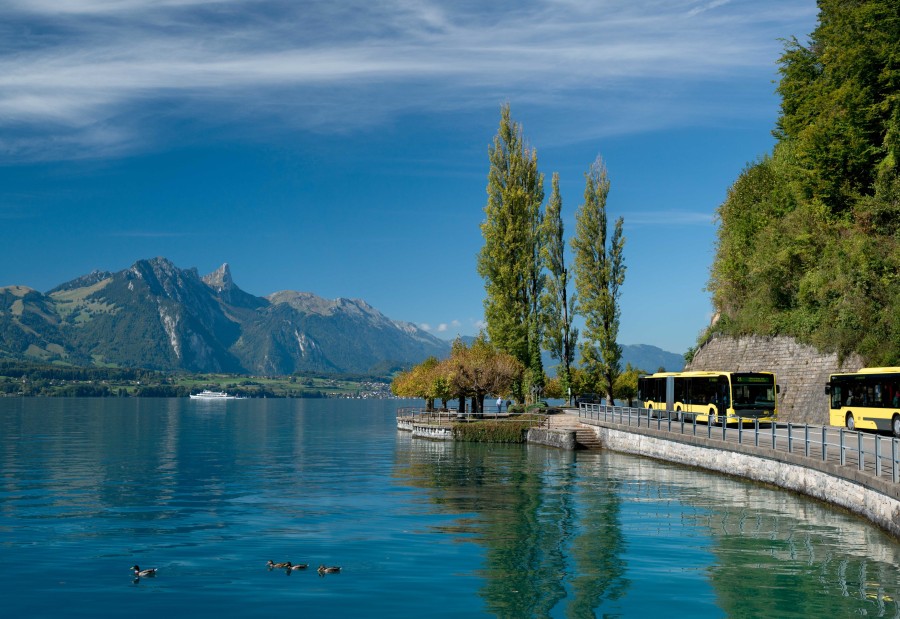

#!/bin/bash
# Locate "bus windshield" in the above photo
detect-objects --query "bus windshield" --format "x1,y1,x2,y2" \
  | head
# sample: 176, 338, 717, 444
731, 374, 776, 410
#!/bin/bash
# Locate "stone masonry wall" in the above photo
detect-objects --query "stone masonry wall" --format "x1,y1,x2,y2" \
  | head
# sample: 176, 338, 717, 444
686, 335, 863, 425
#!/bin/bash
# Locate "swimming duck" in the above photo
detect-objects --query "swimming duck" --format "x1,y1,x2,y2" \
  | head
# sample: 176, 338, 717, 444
317, 565, 341, 574
289, 563, 309, 571
131, 565, 157, 577
267, 560, 292, 569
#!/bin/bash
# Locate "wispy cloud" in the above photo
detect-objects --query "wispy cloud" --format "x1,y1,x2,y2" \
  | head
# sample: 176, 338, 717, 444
434, 319, 461, 333
0, 0, 816, 161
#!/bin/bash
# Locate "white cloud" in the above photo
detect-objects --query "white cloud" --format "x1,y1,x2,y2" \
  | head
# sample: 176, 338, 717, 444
419, 322, 432, 331
0, 0, 818, 160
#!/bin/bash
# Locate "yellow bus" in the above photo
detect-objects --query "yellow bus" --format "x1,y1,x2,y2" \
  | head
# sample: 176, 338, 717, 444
826, 367, 900, 436
638, 371, 778, 425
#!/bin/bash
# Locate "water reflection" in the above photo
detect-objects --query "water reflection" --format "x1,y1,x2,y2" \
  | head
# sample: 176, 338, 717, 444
3, 399, 900, 618
396, 437, 629, 617
399, 436, 900, 618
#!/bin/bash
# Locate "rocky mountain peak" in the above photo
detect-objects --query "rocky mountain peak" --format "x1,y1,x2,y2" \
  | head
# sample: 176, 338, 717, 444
203, 263, 233, 293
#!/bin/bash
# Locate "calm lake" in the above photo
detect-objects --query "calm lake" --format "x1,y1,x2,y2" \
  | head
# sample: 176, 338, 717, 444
2, 398, 900, 618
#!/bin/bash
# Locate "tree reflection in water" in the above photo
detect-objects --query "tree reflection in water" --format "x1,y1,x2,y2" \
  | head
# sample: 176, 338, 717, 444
396, 434, 900, 618
396, 438, 628, 617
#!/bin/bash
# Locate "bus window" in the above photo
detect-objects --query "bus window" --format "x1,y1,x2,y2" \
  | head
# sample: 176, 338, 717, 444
717, 376, 730, 408
692, 378, 717, 404
830, 384, 842, 409
674, 377, 685, 403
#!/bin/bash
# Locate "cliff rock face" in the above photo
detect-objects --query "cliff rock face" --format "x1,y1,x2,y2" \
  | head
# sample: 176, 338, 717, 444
686, 335, 863, 425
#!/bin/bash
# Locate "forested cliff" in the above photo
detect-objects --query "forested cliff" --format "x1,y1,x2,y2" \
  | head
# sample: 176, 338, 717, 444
707, 0, 900, 364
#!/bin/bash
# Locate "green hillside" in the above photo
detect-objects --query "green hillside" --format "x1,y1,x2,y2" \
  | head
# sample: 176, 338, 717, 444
706, 0, 900, 364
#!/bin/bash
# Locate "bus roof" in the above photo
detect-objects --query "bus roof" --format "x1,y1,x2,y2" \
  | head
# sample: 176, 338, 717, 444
640, 371, 774, 379
830, 367, 900, 379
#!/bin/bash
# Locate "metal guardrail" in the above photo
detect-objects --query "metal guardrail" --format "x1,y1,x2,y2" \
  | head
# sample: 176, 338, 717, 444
578, 403, 900, 484
397, 407, 550, 429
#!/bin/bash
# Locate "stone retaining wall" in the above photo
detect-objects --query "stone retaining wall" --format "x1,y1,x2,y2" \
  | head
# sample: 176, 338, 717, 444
526, 428, 577, 450
584, 421, 900, 539
687, 335, 863, 424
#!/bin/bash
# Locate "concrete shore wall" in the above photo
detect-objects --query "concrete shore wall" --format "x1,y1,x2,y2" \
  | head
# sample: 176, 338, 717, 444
687, 335, 864, 424
526, 428, 577, 450
584, 420, 900, 539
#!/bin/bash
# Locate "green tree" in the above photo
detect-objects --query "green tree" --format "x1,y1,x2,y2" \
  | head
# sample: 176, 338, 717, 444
478, 104, 545, 401
775, 0, 900, 215
572, 156, 626, 404
613, 363, 643, 407
541, 172, 578, 404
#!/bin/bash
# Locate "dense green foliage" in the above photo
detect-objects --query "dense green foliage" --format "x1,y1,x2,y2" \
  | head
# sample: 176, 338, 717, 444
572, 157, 626, 401
540, 173, 578, 402
478, 104, 545, 398
478, 107, 628, 400
708, 0, 900, 364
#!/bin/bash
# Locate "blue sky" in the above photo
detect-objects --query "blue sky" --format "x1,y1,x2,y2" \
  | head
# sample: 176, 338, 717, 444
0, 0, 818, 355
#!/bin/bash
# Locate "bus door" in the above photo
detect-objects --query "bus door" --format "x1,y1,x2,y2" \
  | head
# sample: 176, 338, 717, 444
666, 376, 674, 413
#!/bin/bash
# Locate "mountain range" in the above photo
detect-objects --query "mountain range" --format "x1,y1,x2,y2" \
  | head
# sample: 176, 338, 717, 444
0, 257, 449, 374
0, 257, 683, 376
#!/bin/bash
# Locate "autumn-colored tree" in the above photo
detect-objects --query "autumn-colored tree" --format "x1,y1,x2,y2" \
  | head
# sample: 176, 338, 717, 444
444, 335, 524, 417
390, 357, 447, 410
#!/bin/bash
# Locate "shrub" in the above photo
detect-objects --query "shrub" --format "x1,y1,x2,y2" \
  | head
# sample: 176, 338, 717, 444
452, 419, 540, 443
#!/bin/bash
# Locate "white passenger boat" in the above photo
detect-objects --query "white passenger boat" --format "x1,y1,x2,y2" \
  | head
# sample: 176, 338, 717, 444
189, 390, 242, 400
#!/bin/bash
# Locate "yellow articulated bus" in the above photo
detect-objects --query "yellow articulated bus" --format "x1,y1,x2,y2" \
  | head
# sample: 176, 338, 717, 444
826, 367, 900, 436
638, 371, 778, 425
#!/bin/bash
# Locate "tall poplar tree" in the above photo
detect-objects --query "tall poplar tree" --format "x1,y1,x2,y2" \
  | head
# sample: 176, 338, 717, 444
478, 104, 545, 401
541, 172, 578, 404
572, 157, 626, 404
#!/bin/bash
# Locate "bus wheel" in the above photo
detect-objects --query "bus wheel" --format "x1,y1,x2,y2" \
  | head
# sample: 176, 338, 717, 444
892, 414, 900, 438
674, 408, 681, 422
710, 408, 719, 425
846, 412, 856, 431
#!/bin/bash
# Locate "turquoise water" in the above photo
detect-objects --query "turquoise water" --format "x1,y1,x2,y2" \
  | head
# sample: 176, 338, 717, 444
2, 398, 900, 618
